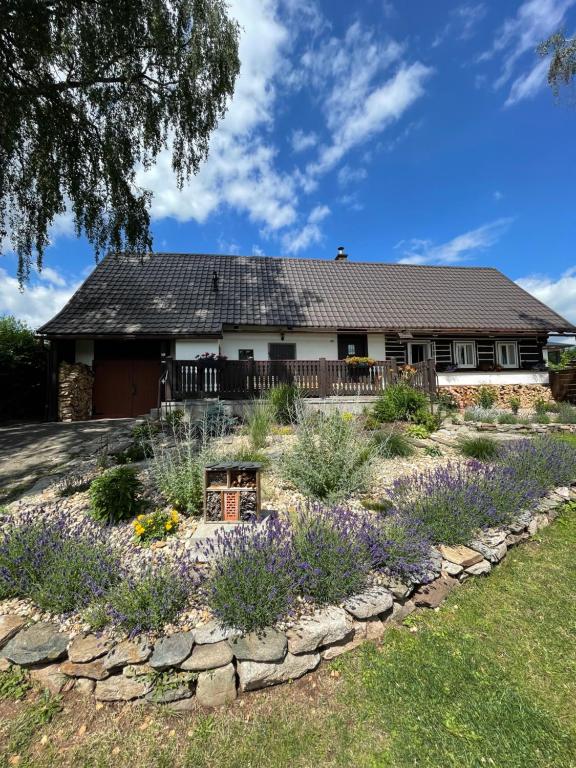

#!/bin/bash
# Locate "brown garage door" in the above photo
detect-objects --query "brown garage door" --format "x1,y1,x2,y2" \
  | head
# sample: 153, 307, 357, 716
93, 359, 160, 418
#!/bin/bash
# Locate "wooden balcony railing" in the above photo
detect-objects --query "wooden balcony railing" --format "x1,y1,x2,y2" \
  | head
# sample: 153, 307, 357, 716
161, 358, 437, 402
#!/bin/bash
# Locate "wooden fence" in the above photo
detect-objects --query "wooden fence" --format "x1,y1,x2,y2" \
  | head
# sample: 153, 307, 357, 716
161, 358, 437, 402
549, 364, 576, 403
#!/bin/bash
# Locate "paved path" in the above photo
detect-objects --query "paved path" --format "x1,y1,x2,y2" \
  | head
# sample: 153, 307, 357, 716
0, 419, 135, 500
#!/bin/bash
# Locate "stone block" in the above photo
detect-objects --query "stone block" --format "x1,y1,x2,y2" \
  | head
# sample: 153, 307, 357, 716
196, 663, 237, 707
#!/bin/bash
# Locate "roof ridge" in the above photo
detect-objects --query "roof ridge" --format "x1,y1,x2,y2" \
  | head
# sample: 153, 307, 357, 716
109, 251, 501, 272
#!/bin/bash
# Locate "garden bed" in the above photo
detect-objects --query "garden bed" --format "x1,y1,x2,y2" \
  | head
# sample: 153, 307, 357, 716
2, 388, 576, 709
0, 484, 574, 708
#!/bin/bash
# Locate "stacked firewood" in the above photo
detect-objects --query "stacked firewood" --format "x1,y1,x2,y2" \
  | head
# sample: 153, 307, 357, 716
444, 384, 553, 410
58, 362, 94, 421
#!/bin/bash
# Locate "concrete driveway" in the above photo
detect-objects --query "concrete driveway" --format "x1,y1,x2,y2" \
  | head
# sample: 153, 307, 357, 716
0, 419, 135, 500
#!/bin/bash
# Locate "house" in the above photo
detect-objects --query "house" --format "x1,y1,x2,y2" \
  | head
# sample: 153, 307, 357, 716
38, 249, 576, 419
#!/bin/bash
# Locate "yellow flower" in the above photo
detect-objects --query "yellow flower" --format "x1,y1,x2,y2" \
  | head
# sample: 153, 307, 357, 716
134, 524, 145, 536
137, 514, 145, 521
170, 510, 179, 523
165, 522, 173, 530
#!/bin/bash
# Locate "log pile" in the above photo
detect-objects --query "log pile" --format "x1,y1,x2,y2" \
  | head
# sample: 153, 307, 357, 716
58, 362, 94, 421
443, 383, 553, 410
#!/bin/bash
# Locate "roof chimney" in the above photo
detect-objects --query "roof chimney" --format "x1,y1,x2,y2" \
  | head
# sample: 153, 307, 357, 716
335, 245, 348, 261
212, 270, 219, 292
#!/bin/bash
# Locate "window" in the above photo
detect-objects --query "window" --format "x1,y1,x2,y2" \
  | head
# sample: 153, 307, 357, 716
238, 349, 254, 361
454, 341, 476, 368
407, 342, 432, 364
496, 341, 518, 368
347, 343, 356, 355
268, 343, 296, 361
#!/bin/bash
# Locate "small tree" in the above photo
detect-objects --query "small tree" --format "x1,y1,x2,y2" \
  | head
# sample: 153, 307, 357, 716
0, 316, 46, 418
0, 0, 240, 283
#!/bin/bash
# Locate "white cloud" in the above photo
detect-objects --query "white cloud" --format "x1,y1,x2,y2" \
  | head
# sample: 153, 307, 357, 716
516, 268, 576, 324
482, 0, 576, 105
137, 5, 432, 256
505, 57, 549, 106
290, 129, 318, 153
137, 0, 298, 232
337, 165, 368, 187
282, 204, 330, 254
0, 267, 80, 329
396, 218, 513, 265
493, 190, 504, 201
433, 3, 486, 47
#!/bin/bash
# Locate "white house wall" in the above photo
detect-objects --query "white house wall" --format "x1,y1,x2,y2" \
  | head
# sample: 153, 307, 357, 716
75, 339, 94, 366
437, 371, 549, 386
220, 332, 338, 360
175, 339, 220, 359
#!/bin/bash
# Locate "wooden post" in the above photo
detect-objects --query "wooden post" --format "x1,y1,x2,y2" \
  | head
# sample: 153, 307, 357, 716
318, 357, 329, 397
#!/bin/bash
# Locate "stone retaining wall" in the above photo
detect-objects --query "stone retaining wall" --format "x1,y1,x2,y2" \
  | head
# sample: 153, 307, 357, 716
464, 422, 576, 434
0, 485, 574, 709
444, 383, 553, 410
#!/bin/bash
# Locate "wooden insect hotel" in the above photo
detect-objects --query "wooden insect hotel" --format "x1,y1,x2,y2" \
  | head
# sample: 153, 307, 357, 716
203, 462, 262, 523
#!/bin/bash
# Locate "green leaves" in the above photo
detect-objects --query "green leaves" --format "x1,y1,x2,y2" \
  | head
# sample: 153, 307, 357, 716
0, 0, 240, 282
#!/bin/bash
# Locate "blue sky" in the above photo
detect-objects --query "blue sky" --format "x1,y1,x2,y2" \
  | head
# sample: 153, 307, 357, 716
1, 0, 576, 329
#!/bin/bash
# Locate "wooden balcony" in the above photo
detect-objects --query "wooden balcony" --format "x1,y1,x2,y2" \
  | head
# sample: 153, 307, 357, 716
161, 358, 437, 401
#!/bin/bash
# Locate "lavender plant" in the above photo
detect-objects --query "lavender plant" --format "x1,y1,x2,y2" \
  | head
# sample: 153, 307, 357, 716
204, 517, 296, 632
93, 556, 196, 635
389, 459, 543, 546
358, 517, 431, 582
292, 507, 369, 604
0, 507, 120, 613
498, 436, 576, 494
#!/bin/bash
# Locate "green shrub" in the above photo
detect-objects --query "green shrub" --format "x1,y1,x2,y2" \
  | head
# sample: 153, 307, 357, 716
267, 384, 300, 425
508, 396, 521, 414
534, 413, 551, 424
405, 424, 430, 439
435, 390, 459, 413
89, 466, 142, 524
463, 406, 497, 423
96, 563, 190, 634
373, 383, 428, 423
246, 399, 273, 450
360, 498, 394, 512
534, 398, 548, 416
414, 408, 442, 432
475, 386, 498, 409
154, 453, 203, 514
557, 402, 576, 424
0, 665, 31, 701
282, 411, 374, 502
221, 445, 270, 467
458, 436, 500, 461
498, 412, 518, 424
371, 429, 414, 458
164, 409, 185, 429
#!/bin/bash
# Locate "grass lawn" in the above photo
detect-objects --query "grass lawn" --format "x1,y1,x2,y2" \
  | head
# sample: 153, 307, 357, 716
2, 510, 576, 768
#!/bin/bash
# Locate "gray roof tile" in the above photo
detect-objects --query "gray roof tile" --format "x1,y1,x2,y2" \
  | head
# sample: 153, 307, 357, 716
38, 253, 575, 336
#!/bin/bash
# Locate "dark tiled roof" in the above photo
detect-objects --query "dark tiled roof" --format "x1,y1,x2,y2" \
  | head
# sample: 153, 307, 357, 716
38, 252, 575, 336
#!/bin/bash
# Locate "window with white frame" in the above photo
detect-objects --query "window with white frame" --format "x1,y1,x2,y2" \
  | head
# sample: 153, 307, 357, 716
454, 341, 476, 368
407, 342, 432, 364
496, 341, 518, 368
